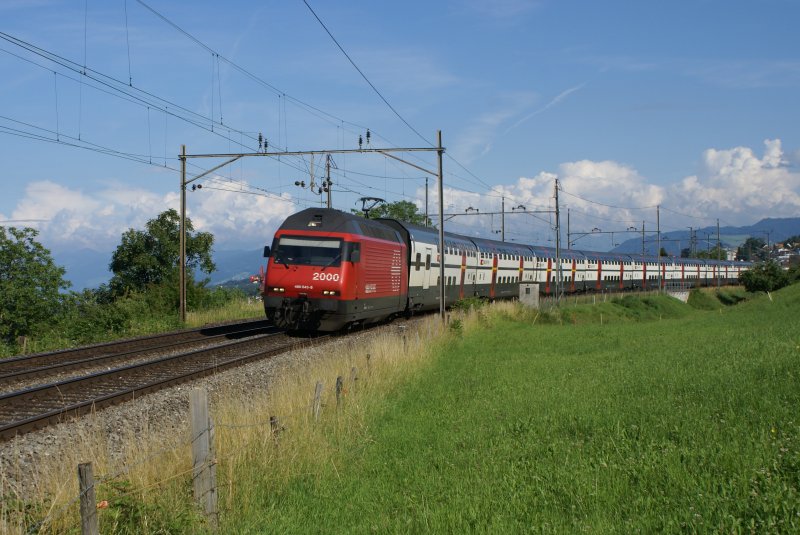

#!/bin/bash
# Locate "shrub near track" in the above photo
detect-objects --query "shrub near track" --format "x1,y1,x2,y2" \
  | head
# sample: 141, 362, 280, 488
229, 288, 800, 533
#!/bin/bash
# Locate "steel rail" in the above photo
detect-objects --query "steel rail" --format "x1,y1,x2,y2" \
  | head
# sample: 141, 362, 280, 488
0, 318, 271, 376
0, 332, 328, 441
0, 324, 278, 384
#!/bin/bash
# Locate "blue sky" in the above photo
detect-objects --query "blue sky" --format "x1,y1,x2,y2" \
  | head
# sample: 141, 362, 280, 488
1, 0, 799, 256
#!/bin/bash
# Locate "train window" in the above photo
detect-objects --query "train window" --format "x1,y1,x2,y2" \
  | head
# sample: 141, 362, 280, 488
273, 236, 342, 267
426, 254, 431, 270
415, 252, 421, 271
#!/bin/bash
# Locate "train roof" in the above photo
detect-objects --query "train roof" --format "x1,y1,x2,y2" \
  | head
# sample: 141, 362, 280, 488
469, 237, 534, 256
577, 250, 633, 262
279, 208, 402, 243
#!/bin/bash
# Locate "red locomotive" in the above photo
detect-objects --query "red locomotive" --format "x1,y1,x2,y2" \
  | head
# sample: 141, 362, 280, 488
262, 209, 407, 330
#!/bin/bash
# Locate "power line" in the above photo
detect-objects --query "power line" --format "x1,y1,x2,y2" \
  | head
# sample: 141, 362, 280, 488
134, 0, 368, 138
301, 0, 431, 146
0, 34, 255, 150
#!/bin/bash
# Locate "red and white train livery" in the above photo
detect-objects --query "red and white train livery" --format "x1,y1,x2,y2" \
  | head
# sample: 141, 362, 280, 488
261, 208, 749, 331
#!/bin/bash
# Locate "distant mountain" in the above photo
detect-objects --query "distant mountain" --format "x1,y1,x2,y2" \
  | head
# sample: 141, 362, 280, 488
53, 248, 113, 290
208, 248, 267, 285
612, 217, 800, 256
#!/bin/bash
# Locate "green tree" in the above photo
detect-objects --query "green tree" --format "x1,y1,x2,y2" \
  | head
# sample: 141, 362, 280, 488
0, 227, 70, 342
738, 261, 789, 292
109, 209, 215, 297
695, 244, 727, 260
357, 200, 430, 225
736, 237, 767, 262
787, 263, 800, 284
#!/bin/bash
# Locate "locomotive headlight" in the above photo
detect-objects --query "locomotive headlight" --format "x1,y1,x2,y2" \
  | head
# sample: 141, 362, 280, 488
270, 287, 285, 293
322, 290, 340, 296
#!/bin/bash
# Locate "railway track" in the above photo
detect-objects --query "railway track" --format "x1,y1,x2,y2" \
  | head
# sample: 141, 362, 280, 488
0, 319, 277, 388
0, 329, 329, 441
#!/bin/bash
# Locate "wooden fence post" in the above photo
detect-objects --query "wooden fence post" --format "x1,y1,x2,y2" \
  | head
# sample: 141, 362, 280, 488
78, 462, 98, 535
312, 381, 323, 421
190, 388, 218, 529
269, 415, 279, 434
335, 376, 343, 408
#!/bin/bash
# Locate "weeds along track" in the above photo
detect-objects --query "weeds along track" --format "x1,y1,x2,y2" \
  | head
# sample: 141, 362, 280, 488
0, 327, 329, 441
0, 319, 275, 390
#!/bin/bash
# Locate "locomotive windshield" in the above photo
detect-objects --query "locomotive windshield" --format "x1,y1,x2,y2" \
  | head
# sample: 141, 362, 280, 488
272, 236, 342, 267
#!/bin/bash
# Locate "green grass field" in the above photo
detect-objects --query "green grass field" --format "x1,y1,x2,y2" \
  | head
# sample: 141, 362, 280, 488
223, 288, 799, 533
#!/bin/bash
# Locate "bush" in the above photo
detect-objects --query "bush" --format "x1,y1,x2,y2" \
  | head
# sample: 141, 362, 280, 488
52, 289, 132, 345
739, 261, 790, 293
787, 264, 800, 284
450, 297, 487, 312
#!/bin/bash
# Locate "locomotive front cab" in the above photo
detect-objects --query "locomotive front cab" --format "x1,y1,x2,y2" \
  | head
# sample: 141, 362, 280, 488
263, 234, 359, 330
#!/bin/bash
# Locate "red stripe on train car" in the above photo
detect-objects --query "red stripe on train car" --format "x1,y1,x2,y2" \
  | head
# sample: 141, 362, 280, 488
459, 252, 466, 299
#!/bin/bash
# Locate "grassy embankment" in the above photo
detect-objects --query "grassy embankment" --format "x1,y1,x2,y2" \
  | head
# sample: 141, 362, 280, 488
4, 286, 798, 533
223, 286, 797, 533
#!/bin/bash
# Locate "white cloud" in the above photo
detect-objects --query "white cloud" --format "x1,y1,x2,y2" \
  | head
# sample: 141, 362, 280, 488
9, 140, 798, 256
432, 139, 800, 247
670, 139, 800, 220
7, 179, 299, 254
189, 183, 297, 247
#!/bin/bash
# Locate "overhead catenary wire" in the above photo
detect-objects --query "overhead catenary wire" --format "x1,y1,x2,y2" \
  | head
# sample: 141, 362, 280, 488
134, 0, 368, 138
0, 36, 258, 152
301, 0, 431, 147
1, 18, 425, 211
124, 0, 133, 85
2, 25, 488, 211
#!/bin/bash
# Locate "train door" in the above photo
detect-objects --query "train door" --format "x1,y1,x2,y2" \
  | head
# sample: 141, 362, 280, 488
423, 247, 432, 290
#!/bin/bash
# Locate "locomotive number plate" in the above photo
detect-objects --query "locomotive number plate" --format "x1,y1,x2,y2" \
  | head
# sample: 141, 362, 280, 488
313, 273, 340, 281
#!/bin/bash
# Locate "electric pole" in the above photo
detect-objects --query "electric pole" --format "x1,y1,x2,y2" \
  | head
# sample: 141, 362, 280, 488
641, 220, 645, 258
501, 196, 505, 242
554, 178, 562, 301
325, 154, 332, 208
179, 144, 187, 323
567, 208, 571, 250
437, 130, 445, 322
657, 205, 662, 291
717, 218, 721, 287
425, 176, 429, 227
